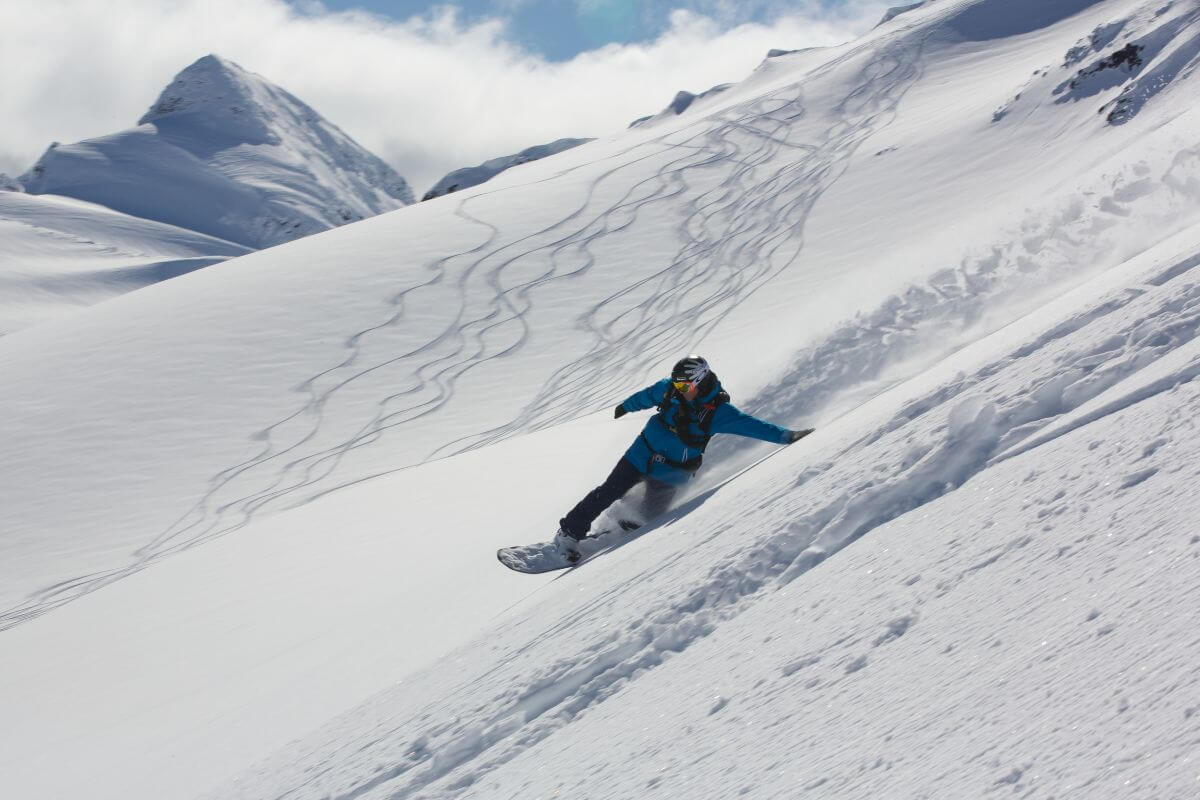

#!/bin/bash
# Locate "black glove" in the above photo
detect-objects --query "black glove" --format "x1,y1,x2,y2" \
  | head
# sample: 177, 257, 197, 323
614, 404, 627, 419
787, 428, 814, 443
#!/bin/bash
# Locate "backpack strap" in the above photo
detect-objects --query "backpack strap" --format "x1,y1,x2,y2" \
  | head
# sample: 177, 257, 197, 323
692, 390, 730, 451
656, 389, 730, 450
656, 382, 679, 414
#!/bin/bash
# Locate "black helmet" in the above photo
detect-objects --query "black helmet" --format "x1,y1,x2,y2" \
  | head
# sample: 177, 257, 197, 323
671, 355, 711, 386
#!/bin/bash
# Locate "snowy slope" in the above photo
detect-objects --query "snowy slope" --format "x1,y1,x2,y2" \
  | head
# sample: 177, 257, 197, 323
3, 1, 1200, 798
421, 137, 594, 201
203, 220, 1200, 800
879, 2, 928, 27
0, 190, 249, 333
18, 55, 414, 249
628, 82, 735, 128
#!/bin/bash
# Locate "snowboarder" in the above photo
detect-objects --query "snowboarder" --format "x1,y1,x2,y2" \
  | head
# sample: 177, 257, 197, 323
554, 355, 812, 561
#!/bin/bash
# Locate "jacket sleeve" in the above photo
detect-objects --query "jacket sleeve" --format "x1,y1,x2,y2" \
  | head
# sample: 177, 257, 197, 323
620, 379, 671, 413
710, 402, 792, 444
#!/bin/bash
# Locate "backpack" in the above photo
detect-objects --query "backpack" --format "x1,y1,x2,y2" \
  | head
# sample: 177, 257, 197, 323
657, 384, 730, 451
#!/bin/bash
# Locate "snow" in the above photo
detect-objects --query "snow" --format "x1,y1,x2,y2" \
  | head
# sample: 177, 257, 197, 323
994, 1, 1200, 124
421, 137, 595, 201
628, 82, 735, 128
18, 55, 414, 249
878, 3, 928, 28
3, 1, 1200, 798
0, 190, 249, 333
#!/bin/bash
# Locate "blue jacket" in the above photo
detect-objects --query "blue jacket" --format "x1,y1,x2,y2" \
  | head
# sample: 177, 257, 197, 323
618, 378, 791, 484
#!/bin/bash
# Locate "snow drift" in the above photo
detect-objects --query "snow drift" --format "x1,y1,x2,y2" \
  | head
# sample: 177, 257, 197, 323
422, 137, 594, 201
0, 188, 250, 333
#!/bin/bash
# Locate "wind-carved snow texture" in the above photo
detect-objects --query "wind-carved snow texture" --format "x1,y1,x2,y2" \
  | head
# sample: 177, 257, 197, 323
877, 3, 926, 28
0, 191, 253, 334
208, 220, 1200, 800
0, 33, 930, 630
993, 1, 1200, 124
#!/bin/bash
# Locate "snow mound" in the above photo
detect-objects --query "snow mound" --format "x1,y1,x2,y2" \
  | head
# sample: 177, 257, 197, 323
877, 3, 926, 28
19, 55, 414, 249
421, 137, 593, 201
628, 83, 733, 128
945, 0, 1100, 41
0, 191, 249, 333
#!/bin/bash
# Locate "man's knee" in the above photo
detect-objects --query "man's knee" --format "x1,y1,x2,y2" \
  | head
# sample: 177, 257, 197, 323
602, 456, 643, 494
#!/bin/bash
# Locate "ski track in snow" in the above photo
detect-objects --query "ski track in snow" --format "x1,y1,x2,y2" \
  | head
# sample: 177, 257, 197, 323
0, 32, 929, 630
183, 24, 1200, 799
6, 15, 1200, 634
214, 217, 1200, 800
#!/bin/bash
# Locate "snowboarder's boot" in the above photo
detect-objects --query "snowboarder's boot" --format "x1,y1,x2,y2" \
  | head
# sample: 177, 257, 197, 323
553, 528, 583, 563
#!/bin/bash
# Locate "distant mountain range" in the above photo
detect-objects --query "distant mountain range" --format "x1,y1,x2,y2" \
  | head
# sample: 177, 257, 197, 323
0, 53, 612, 333
1, 45, 839, 336
17, 55, 415, 250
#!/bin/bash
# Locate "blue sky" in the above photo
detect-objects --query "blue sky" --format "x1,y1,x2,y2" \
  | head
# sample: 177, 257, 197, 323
298, 1, 846, 61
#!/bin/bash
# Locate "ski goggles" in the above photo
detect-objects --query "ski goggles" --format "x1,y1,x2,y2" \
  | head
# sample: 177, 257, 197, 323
672, 378, 698, 391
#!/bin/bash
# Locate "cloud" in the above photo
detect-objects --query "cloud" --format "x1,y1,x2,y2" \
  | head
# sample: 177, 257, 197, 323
0, 0, 887, 194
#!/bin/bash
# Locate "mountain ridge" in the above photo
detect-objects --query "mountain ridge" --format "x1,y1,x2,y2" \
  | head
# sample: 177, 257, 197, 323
19, 54, 414, 249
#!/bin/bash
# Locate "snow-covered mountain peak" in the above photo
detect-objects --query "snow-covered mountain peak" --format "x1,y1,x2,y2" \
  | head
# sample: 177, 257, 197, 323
137, 54, 282, 145
19, 54, 414, 249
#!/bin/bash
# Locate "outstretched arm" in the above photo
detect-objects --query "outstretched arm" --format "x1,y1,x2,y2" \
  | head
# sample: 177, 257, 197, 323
614, 378, 672, 418
711, 403, 806, 444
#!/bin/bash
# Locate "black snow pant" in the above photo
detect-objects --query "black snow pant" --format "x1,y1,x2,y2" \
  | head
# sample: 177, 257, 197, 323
560, 456, 677, 539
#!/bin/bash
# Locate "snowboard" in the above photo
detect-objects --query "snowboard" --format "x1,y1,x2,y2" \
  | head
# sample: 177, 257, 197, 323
497, 521, 640, 574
